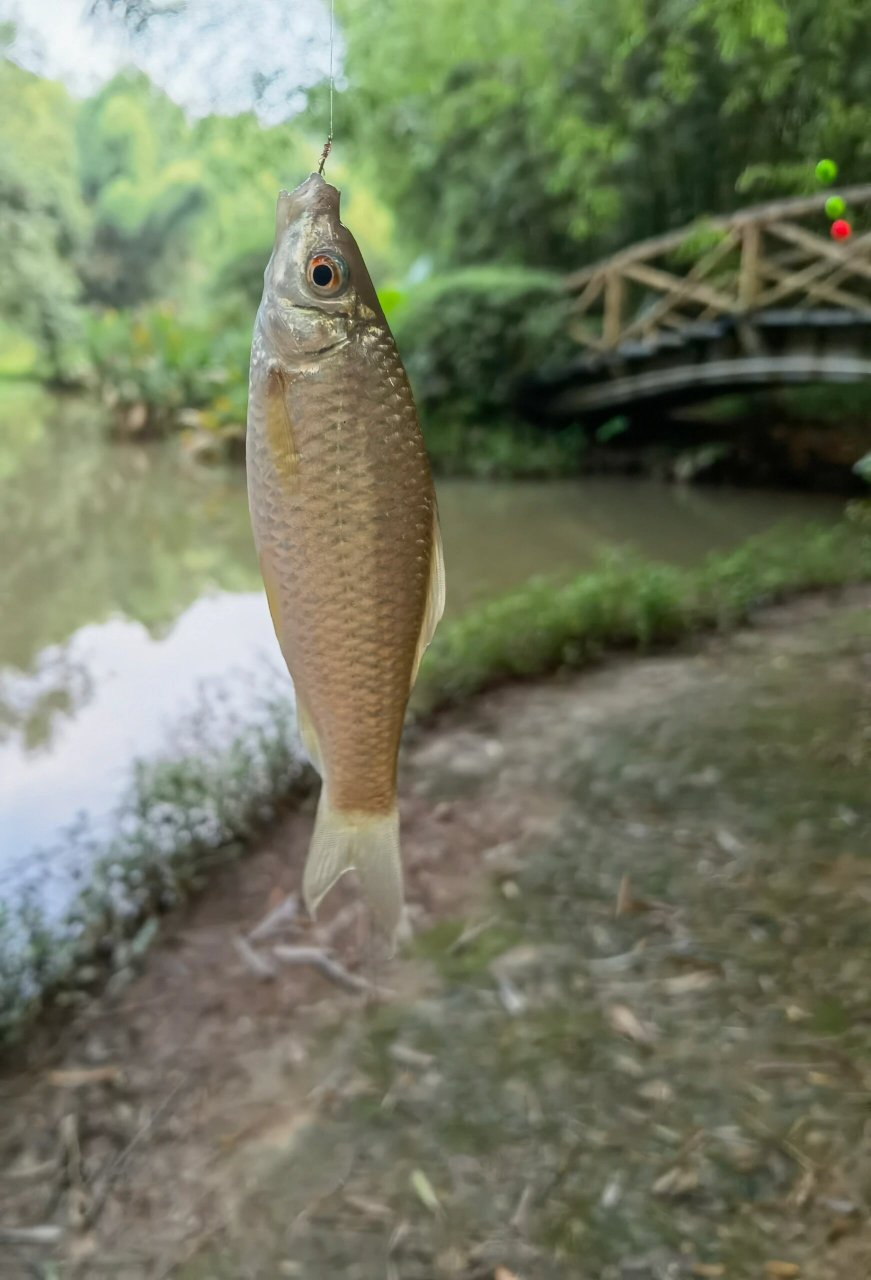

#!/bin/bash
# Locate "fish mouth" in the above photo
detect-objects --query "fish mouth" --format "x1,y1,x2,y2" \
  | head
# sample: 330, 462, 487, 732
278, 172, 342, 224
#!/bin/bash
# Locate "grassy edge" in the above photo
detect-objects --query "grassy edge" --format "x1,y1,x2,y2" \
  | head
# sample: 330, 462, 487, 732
415, 510, 871, 711
1, 511, 869, 1043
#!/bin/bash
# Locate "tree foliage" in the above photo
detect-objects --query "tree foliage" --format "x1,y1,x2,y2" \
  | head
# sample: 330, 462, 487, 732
3, 2, 871, 441
76, 71, 207, 305
332, 0, 871, 269
0, 40, 87, 379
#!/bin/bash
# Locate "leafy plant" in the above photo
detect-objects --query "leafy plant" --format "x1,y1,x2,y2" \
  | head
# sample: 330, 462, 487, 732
85, 304, 250, 442
393, 267, 575, 424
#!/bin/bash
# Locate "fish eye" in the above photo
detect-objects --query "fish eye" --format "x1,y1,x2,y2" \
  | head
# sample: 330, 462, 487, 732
307, 252, 348, 295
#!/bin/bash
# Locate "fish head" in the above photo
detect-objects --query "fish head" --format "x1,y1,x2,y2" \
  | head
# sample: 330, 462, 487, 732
259, 172, 385, 362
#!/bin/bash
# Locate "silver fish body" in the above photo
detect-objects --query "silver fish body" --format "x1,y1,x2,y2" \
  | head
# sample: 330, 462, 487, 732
246, 173, 444, 940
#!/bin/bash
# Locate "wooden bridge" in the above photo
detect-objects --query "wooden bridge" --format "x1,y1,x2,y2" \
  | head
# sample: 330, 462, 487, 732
532, 186, 871, 421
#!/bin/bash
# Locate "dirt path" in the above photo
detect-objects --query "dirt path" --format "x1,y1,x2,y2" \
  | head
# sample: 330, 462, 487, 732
1, 589, 870, 1280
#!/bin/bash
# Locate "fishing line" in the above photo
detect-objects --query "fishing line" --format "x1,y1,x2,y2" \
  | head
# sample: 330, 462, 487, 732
317, 0, 335, 175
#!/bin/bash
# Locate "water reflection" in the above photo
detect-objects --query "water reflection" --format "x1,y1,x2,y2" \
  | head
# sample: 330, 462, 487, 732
0, 593, 286, 907
0, 386, 260, 671
434, 477, 845, 610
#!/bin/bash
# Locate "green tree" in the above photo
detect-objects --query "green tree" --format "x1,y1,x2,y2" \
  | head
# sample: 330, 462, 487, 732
330, 0, 871, 270
0, 33, 87, 379
76, 71, 207, 305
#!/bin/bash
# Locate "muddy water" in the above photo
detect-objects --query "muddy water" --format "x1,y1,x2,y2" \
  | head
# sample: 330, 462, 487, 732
0, 387, 845, 914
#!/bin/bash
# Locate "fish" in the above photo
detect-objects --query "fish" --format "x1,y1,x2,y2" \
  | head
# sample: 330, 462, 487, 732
246, 172, 445, 944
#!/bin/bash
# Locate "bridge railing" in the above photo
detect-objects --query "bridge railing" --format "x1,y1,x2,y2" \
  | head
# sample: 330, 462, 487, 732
564, 186, 871, 352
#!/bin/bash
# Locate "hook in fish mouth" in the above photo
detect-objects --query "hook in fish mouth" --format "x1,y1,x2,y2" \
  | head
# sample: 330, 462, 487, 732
276, 173, 342, 231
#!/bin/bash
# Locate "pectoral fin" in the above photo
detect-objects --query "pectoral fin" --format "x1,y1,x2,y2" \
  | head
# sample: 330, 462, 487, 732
410, 511, 446, 687
264, 366, 299, 494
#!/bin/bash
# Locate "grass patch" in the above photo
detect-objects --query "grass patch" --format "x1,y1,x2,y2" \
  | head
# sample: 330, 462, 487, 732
415, 514, 871, 711
1, 514, 869, 1042
409, 917, 525, 982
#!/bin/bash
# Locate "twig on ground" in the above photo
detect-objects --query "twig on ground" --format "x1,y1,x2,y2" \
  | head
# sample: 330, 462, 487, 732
741, 1110, 818, 1173
510, 1183, 534, 1235
48, 1066, 124, 1089
448, 916, 497, 954
84, 1079, 185, 1228
0, 1224, 63, 1245
233, 935, 277, 980
248, 894, 300, 942
272, 945, 390, 996
0, 1160, 57, 1185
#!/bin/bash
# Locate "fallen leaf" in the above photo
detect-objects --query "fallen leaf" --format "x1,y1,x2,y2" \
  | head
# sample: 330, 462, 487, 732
807, 1070, 833, 1086
495, 1269, 521, 1280
608, 1004, 658, 1045
662, 971, 717, 996
616, 874, 633, 917
715, 828, 743, 855
652, 1165, 700, 1198
827, 1215, 857, 1243
496, 974, 526, 1016
410, 1168, 442, 1216
764, 1264, 800, 1278
600, 1176, 622, 1209
344, 1194, 393, 1221
388, 1043, 435, 1070
638, 1079, 674, 1103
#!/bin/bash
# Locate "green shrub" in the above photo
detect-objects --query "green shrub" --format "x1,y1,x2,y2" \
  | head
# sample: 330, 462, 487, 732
415, 520, 871, 711
392, 267, 576, 425
85, 303, 250, 447
422, 417, 587, 479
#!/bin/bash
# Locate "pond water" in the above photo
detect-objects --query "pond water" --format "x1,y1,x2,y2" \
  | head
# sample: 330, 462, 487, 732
0, 387, 846, 919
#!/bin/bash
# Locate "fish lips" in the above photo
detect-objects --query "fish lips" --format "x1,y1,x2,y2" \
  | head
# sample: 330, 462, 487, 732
275, 172, 342, 242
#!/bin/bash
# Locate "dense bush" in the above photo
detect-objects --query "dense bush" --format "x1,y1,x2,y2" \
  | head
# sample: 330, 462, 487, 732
393, 267, 576, 424
85, 304, 250, 450
386, 267, 587, 475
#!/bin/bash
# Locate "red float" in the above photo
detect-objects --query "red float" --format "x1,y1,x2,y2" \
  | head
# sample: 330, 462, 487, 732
831, 218, 852, 240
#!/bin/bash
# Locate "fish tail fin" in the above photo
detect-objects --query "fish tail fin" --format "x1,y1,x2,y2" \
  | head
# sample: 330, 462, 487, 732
302, 796, 403, 945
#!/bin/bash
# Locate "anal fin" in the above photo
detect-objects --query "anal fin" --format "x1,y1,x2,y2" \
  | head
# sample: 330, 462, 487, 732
296, 699, 323, 775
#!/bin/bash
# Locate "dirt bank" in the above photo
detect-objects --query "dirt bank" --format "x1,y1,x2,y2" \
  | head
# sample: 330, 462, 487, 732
1, 588, 869, 1280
